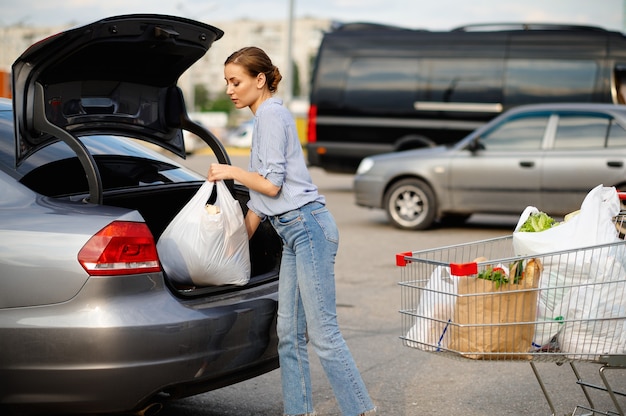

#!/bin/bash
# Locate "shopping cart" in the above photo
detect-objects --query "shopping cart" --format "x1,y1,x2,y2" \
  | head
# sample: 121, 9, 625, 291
397, 215, 626, 416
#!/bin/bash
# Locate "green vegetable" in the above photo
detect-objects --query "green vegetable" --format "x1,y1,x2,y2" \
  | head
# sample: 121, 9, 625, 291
477, 267, 508, 288
519, 212, 556, 232
477, 260, 524, 288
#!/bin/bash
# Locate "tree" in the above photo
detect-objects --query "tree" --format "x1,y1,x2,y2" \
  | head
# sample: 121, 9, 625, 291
193, 84, 235, 114
206, 92, 235, 113
193, 84, 210, 111
291, 61, 301, 97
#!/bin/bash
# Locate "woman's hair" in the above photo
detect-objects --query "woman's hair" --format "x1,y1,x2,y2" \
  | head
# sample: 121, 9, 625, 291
225, 46, 282, 93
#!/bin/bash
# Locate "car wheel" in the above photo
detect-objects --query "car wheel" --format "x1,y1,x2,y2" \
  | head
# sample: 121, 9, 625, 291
384, 178, 436, 230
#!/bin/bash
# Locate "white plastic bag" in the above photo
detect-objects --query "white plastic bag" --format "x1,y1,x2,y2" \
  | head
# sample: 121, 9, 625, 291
557, 248, 626, 359
512, 185, 621, 348
405, 266, 457, 351
157, 180, 250, 286
513, 185, 620, 256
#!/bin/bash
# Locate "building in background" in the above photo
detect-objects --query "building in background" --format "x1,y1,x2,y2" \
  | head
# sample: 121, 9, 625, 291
0, 17, 333, 143
0, 17, 333, 105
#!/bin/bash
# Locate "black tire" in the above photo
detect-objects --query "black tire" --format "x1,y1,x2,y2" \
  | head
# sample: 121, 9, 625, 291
439, 213, 471, 226
383, 178, 436, 230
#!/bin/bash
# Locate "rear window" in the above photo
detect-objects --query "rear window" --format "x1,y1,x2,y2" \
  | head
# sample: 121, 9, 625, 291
553, 114, 610, 149
18, 135, 202, 197
608, 120, 626, 147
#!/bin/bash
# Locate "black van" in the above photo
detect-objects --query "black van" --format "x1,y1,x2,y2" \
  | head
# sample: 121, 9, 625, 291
307, 23, 626, 173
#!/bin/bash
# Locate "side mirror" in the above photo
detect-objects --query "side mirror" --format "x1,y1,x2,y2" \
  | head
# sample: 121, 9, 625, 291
466, 138, 485, 152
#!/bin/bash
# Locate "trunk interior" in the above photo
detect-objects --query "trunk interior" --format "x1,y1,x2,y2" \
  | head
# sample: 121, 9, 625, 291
101, 182, 282, 295
14, 136, 282, 295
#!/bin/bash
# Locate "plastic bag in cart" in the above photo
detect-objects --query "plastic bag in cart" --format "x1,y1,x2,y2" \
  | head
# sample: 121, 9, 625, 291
157, 180, 251, 286
405, 266, 457, 351
513, 185, 620, 255
512, 185, 622, 349
556, 249, 626, 359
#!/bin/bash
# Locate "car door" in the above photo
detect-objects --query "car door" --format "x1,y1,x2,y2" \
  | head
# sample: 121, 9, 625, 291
541, 112, 626, 214
449, 112, 550, 213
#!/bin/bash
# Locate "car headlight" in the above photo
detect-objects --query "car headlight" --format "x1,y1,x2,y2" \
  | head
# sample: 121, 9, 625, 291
356, 158, 374, 175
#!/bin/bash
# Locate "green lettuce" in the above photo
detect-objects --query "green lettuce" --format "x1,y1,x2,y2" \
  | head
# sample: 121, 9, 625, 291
519, 212, 556, 232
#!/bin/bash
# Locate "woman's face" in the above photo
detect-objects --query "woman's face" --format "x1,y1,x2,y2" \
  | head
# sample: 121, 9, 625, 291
224, 62, 266, 113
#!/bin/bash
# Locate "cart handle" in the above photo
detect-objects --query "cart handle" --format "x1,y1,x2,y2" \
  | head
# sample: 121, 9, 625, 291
450, 262, 479, 276
395, 251, 479, 276
395, 252, 413, 267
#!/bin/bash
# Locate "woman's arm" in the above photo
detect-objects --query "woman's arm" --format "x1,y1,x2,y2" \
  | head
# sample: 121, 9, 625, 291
244, 210, 262, 239
207, 163, 280, 197
208, 163, 273, 239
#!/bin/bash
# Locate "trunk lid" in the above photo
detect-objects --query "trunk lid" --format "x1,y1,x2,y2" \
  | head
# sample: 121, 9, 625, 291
12, 14, 226, 203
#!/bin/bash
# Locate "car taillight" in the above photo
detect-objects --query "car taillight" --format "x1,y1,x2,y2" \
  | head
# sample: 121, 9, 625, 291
78, 221, 161, 276
307, 104, 317, 143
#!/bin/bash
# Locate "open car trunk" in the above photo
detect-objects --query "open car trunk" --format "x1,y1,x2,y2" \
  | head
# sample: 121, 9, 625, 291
10, 14, 283, 295
105, 181, 283, 295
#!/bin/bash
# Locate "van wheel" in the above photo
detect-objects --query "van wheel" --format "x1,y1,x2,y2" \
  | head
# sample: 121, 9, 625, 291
383, 178, 436, 230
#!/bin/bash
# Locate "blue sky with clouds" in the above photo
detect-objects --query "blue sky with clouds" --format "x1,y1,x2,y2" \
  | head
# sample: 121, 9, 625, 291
1, 0, 623, 32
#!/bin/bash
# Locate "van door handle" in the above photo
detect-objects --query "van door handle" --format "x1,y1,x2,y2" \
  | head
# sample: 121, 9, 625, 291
519, 161, 534, 168
607, 161, 623, 168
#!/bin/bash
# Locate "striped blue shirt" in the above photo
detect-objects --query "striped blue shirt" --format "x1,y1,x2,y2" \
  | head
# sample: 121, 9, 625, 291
247, 97, 325, 219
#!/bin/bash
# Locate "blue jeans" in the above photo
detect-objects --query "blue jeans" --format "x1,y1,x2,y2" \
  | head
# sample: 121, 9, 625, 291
269, 202, 375, 416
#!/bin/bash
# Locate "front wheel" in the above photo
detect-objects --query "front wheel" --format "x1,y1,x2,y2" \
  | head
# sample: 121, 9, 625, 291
383, 178, 436, 230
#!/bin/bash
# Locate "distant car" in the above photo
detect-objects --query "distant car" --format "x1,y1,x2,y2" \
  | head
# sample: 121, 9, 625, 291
0, 15, 282, 416
226, 119, 254, 147
354, 103, 626, 230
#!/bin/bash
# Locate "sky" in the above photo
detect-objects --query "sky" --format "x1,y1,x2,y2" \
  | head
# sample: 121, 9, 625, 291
0, 0, 624, 32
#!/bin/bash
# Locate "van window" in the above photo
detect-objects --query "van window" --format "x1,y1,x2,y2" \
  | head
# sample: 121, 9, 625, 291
615, 65, 626, 104
416, 59, 503, 105
344, 57, 418, 111
505, 60, 598, 105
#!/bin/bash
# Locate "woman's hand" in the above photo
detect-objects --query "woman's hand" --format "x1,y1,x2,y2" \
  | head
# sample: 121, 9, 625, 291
207, 163, 237, 182
208, 162, 281, 197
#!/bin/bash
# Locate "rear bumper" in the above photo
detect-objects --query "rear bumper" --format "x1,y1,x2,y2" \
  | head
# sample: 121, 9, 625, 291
0, 273, 278, 415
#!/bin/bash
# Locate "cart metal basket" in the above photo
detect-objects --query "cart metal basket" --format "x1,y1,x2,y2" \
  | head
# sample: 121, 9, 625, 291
397, 216, 626, 415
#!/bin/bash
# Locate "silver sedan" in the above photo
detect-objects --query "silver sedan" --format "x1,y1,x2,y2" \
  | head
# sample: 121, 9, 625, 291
354, 103, 626, 230
0, 15, 281, 415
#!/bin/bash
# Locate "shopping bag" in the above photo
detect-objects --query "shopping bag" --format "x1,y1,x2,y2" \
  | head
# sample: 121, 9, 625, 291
157, 180, 250, 286
512, 185, 621, 348
405, 266, 457, 351
556, 247, 626, 359
512, 185, 620, 256
449, 260, 541, 360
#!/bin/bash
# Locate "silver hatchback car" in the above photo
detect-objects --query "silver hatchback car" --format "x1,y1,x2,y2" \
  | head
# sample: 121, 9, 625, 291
354, 103, 626, 230
0, 15, 281, 415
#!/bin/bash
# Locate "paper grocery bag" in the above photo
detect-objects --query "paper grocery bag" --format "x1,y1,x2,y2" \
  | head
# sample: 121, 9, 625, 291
450, 274, 539, 360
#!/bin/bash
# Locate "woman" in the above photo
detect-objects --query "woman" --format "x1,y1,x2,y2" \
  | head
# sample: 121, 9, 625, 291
207, 47, 375, 416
